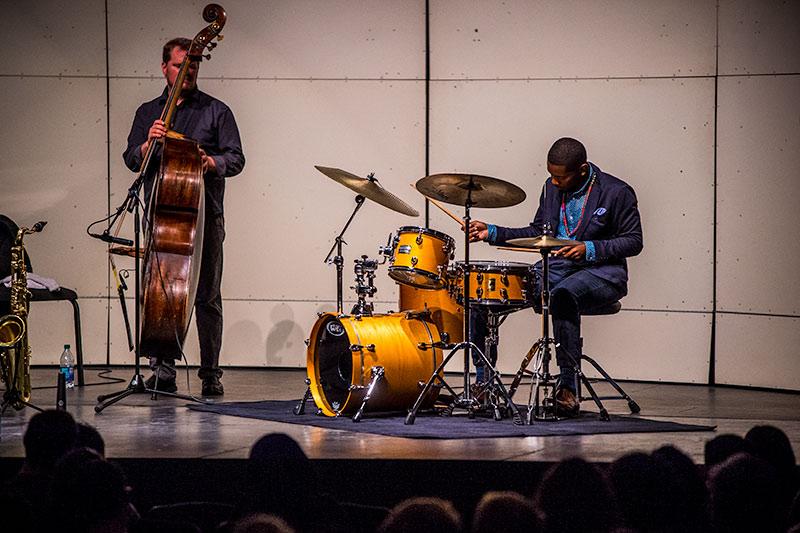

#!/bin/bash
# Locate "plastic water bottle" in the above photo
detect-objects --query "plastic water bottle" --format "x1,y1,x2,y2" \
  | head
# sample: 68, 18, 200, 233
59, 344, 75, 389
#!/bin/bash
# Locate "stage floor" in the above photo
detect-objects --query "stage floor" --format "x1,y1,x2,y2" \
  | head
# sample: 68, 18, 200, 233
2, 367, 799, 465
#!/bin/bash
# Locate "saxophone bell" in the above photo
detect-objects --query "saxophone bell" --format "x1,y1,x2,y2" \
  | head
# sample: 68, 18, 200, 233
0, 314, 25, 347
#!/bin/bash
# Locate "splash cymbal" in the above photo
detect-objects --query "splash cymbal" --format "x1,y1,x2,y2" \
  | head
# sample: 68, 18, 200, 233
415, 173, 526, 208
315, 166, 419, 217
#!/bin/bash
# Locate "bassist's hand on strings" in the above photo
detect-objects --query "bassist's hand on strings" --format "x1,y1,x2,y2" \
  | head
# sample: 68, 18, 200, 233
140, 119, 167, 156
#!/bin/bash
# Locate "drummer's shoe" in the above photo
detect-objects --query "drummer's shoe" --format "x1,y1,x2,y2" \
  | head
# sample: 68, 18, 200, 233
554, 387, 580, 417
145, 373, 177, 393
202, 375, 224, 396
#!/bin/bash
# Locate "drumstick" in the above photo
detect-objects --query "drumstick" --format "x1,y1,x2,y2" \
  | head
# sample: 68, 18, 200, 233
410, 184, 463, 225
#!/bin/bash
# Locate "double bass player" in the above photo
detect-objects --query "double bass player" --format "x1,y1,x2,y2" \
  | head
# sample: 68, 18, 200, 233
123, 37, 245, 396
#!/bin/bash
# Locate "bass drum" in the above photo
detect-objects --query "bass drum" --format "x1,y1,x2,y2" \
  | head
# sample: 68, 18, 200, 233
307, 312, 443, 416
398, 283, 464, 344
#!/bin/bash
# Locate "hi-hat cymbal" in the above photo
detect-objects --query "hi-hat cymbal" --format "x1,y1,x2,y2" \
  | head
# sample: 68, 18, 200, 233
315, 166, 419, 217
507, 235, 580, 250
415, 173, 526, 208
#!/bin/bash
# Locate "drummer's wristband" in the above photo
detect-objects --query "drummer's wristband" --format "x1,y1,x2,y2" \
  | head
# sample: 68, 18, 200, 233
585, 241, 596, 262
487, 224, 497, 244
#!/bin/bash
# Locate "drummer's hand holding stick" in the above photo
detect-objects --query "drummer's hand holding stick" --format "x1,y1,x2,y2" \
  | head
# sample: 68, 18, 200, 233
466, 220, 489, 242
553, 242, 586, 259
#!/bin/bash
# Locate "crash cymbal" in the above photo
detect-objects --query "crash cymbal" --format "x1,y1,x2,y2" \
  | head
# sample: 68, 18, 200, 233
415, 173, 526, 208
315, 166, 419, 217
507, 235, 581, 250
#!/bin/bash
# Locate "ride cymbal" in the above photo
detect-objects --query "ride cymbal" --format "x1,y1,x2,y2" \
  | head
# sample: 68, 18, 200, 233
315, 166, 419, 217
415, 173, 526, 208
507, 235, 580, 250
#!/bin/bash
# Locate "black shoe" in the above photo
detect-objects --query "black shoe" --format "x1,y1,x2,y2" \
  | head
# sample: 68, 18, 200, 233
555, 387, 580, 417
202, 375, 224, 396
144, 374, 177, 393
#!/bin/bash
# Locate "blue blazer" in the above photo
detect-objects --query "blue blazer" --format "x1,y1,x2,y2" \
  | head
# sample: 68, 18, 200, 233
493, 164, 643, 290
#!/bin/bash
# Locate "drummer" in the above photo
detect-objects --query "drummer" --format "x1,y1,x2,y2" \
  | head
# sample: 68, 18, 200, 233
468, 137, 643, 416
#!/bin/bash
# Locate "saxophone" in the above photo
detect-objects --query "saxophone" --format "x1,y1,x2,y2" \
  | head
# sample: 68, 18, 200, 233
0, 221, 46, 410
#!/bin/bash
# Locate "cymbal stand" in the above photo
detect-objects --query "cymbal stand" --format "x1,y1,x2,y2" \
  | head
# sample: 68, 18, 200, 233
324, 194, 366, 314
406, 179, 522, 425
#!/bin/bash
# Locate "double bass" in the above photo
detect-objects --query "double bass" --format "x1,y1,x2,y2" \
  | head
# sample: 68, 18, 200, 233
138, 5, 226, 359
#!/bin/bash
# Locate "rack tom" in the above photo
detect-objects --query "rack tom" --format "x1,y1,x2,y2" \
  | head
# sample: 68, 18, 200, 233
388, 226, 454, 289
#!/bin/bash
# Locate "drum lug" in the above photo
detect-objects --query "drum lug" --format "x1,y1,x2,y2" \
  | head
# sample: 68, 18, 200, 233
501, 273, 509, 286
411, 256, 418, 266
488, 278, 496, 291
350, 343, 375, 352
416, 231, 424, 245
405, 309, 431, 321
476, 272, 483, 284
304, 338, 310, 347
476, 287, 483, 300
501, 288, 509, 303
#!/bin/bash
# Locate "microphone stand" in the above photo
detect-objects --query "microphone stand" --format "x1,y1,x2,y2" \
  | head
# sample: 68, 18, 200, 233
94, 175, 210, 413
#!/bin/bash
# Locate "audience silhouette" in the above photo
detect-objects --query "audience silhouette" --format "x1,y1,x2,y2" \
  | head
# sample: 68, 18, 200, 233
3, 413, 799, 533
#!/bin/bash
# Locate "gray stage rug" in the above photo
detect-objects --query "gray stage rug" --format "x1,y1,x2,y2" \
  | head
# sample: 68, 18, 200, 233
187, 400, 715, 439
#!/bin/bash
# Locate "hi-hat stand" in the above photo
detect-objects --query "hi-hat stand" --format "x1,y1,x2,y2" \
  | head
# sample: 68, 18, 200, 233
506, 240, 561, 422
405, 179, 522, 425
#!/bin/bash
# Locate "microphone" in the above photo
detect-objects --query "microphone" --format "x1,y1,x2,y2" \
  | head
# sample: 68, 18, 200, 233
91, 232, 134, 247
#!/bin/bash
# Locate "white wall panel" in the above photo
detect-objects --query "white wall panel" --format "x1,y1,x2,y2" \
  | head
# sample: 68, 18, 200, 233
430, 0, 716, 79
0, 77, 109, 298
580, 310, 712, 383
1, 0, 106, 76
208, 78, 425, 301
108, 0, 425, 79
716, 314, 800, 390
429, 78, 716, 312
719, 0, 800, 75
717, 75, 800, 316
491, 309, 711, 382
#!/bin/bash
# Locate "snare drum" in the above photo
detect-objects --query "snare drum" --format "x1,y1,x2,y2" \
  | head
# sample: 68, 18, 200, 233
398, 283, 464, 344
454, 261, 532, 307
388, 226, 454, 289
306, 312, 443, 416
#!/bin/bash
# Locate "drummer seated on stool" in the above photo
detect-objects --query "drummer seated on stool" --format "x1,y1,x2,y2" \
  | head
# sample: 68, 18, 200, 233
469, 137, 643, 416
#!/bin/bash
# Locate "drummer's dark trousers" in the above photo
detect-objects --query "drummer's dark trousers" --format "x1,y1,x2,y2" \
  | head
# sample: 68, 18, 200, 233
472, 268, 624, 388
149, 212, 225, 380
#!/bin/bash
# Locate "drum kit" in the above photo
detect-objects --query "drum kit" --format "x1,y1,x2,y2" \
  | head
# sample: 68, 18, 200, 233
296, 165, 579, 424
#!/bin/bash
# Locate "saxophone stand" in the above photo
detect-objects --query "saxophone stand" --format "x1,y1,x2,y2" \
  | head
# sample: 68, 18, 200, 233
0, 366, 44, 416
405, 176, 522, 425
94, 178, 210, 413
